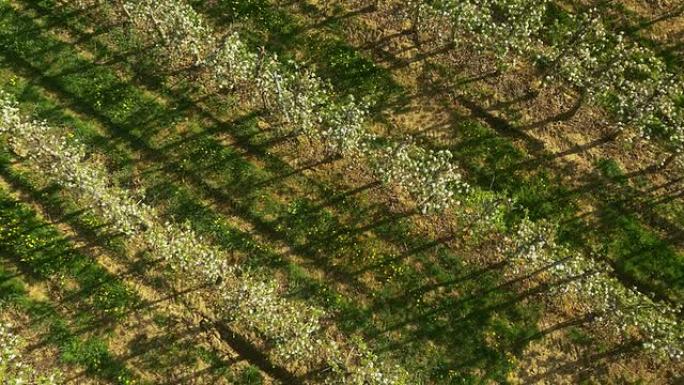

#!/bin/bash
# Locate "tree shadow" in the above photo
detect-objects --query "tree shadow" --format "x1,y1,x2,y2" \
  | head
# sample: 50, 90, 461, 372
454, 95, 546, 155
557, 162, 684, 303
299, 3, 377, 33
526, 339, 642, 384
0, 187, 143, 383
518, 91, 584, 130
512, 130, 619, 172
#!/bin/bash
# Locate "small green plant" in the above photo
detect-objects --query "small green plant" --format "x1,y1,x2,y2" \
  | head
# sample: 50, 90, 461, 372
238, 365, 263, 385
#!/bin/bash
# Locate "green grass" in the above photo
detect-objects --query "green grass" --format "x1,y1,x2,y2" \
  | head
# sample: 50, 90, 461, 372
0, 2, 541, 382
0, 185, 139, 384
593, 158, 684, 300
